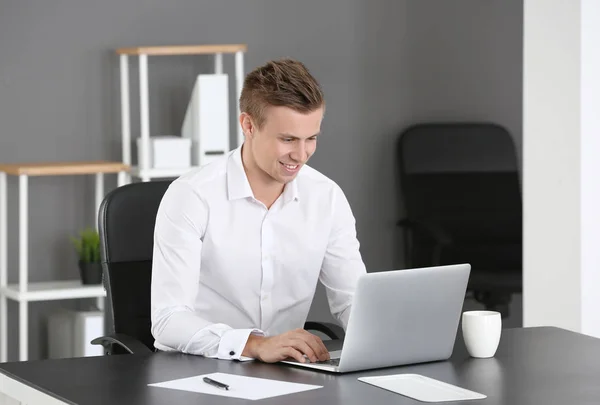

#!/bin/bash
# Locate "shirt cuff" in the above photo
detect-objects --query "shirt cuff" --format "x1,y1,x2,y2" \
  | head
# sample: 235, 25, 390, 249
217, 328, 264, 361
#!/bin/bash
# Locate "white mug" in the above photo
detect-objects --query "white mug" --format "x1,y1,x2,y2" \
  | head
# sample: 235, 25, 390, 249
461, 310, 502, 358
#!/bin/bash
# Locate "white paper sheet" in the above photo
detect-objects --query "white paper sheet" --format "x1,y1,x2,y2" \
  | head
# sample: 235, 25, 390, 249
358, 374, 486, 402
148, 372, 322, 400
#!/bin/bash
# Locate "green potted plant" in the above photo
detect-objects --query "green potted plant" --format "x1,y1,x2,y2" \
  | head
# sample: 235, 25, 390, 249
70, 227, 103, 285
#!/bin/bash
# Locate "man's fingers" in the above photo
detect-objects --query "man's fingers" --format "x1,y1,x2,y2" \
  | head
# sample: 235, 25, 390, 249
311, 335, 330, 360
300, 330, 329, 361
289, 339, 318, 363
283, 347, 305, 363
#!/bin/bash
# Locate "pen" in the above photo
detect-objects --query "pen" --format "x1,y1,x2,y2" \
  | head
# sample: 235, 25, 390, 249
203, 376, 230, 391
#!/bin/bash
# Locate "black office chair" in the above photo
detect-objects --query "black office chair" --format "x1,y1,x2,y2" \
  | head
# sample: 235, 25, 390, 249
91, 180, 344, 355
396, 123, 522, 318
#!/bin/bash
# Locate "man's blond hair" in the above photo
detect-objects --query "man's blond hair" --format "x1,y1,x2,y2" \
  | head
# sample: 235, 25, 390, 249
239, 58, 325, 128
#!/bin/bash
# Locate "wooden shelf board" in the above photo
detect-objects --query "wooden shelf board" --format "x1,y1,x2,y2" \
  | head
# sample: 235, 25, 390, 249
0, 161, 129, 176
130, 165, 199, 179
1, 280, 106, 302
116, 44, 247, 56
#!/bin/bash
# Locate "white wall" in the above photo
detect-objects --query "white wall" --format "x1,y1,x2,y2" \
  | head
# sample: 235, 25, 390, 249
579, 0, 600, 338
523, 0, 600, 337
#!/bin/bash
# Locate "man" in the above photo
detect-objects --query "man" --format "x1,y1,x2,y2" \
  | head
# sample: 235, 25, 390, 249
151, 58, 366, 364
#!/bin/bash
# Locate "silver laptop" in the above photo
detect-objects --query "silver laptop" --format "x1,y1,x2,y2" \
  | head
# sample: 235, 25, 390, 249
281, 264, 471, 373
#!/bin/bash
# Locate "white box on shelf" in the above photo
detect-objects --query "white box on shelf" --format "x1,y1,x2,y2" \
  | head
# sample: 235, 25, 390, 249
48, 308, 104, 359
137, 136, 191, 169
181, 74, 230, 166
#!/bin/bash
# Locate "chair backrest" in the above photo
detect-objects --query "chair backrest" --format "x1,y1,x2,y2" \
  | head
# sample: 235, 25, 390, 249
398, 123, 522, 271
98, 180, 172, 351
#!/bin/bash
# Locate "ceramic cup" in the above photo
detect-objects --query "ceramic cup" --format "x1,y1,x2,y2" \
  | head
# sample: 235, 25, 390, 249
462, 310, 502, 358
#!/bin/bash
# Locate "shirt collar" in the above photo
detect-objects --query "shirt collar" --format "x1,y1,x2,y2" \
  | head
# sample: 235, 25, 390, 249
227, 144, 300, 203
282, 174, 300, 204
227, 145, 254, 200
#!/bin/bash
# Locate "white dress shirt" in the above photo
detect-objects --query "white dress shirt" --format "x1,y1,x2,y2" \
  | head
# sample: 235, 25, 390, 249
150, 144, 366, 360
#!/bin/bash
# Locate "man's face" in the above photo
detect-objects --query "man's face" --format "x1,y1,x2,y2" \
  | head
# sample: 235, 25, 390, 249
246, 105, 323, 185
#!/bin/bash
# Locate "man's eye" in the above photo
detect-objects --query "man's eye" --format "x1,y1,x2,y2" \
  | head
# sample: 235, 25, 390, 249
283, 138, 293, 142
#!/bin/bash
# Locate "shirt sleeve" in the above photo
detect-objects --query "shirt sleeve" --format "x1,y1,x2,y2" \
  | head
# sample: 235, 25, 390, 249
150, 180, 263, 359
319, 184, 367, 329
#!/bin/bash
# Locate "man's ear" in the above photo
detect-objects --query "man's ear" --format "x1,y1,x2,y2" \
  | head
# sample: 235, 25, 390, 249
239, 112, 255, 139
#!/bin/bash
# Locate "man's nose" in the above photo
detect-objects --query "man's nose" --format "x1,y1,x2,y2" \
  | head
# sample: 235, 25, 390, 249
291, 142, 307, 162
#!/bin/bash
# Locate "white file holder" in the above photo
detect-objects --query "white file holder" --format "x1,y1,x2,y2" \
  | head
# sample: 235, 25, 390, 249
181, 74, 230, 166
137, 136, 191, 169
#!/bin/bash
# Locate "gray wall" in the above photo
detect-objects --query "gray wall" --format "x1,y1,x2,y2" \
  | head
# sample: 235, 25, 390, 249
0, 0, 523, 361
309, 0, 523, 327
404, 0, 523, 161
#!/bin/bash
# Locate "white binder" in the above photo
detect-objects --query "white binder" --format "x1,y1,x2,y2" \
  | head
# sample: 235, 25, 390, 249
181, 74, 230, 166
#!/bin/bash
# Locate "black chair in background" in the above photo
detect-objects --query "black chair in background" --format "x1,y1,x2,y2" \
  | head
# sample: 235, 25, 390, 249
396, 123, 522, 318
92, 180, 344, 355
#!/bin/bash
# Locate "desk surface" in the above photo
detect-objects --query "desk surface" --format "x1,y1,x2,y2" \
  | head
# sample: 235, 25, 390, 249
1, 326, 600, 405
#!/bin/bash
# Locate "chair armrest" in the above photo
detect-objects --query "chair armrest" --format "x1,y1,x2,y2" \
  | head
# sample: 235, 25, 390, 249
91, 333, 152, 355
397, 218, 453, 245
304, 321, 345, 340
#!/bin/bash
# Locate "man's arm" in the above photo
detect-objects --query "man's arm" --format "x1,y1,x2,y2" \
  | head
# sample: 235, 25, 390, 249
319, 184, 367, 329
150, 181, 261, 360
151, 181, 331, 364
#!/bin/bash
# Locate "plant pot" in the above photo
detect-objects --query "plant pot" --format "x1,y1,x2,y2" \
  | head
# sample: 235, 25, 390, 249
78, 261, 103, 285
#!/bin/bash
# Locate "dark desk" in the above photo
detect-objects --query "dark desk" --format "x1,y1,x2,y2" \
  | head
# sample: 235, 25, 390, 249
1, 327, 600, 404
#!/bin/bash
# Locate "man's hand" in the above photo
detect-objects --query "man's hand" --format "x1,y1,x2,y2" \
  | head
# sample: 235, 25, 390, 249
242, 329, 330, 363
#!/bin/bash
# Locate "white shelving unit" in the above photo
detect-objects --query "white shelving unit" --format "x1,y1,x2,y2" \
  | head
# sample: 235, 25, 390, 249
0, 161, 129, 362
116, 44, 248, 182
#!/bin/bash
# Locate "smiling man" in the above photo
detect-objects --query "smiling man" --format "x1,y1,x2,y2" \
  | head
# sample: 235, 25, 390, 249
150, 58, 366, 364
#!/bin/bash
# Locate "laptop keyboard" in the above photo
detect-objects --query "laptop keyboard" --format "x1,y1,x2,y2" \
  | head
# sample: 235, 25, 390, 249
316, 358, 340, 366
288, 356, 340, 366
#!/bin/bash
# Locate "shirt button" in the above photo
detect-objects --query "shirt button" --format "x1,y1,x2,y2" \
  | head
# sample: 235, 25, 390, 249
229, 351, 235, 356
